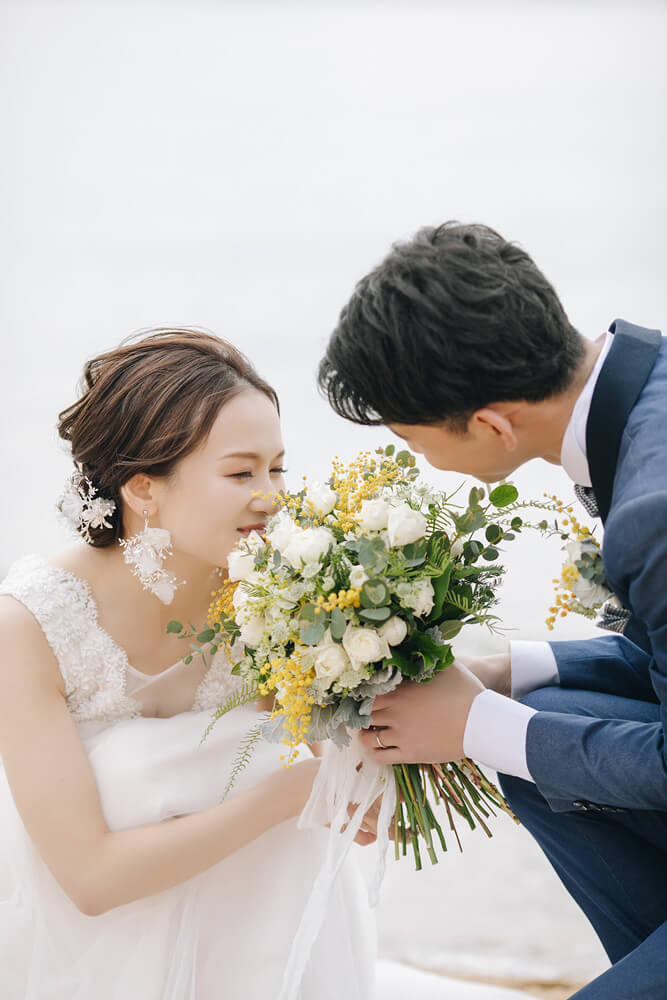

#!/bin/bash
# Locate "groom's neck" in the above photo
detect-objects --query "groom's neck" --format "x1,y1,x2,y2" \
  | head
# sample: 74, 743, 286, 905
525, 336, 604, 467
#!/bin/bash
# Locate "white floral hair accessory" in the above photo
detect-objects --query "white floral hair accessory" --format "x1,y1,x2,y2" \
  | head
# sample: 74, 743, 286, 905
58, 471, 117, 544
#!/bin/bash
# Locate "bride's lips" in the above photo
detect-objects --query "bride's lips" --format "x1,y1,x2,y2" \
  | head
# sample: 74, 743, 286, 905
237, 524, 266, 536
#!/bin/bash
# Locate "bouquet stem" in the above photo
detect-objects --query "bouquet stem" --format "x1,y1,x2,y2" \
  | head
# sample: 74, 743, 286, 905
392, 759, 518, 868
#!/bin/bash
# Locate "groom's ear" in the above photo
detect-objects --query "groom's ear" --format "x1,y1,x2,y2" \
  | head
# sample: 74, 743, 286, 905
120, 474, 158, 517
471, 406, 518, 452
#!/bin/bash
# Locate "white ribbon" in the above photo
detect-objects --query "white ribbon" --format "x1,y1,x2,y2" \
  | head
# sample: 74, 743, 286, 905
277, 734, 396, 1000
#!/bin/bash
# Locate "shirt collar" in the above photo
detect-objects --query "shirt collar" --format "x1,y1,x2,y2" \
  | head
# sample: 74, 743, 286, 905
560, 332, 614, 486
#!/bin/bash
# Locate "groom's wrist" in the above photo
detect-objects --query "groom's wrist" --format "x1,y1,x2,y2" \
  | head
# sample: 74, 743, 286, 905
509, 641, 559, 700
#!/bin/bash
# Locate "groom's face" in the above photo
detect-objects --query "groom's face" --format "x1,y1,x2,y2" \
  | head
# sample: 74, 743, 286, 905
389, 417, 521, 483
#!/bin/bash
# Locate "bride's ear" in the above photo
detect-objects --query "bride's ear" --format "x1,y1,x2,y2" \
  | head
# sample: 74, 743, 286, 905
120, 474, 158, 517
472, 406, 518, 452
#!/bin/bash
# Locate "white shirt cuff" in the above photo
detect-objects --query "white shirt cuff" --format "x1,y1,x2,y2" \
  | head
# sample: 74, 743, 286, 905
510, 640, 559, 701
463, 689, 536, 782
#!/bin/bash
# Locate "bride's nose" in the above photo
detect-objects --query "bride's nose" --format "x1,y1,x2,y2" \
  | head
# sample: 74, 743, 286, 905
249, 482, 280, 515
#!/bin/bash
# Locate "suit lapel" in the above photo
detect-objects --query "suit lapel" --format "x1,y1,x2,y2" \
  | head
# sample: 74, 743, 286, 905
586, 318, 662, 523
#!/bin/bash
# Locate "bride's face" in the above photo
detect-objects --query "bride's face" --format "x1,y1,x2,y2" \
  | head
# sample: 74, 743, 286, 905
151, 388, 286, 570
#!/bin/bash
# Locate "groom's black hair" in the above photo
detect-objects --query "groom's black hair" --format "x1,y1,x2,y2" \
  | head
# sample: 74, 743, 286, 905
318, 222, 585, 431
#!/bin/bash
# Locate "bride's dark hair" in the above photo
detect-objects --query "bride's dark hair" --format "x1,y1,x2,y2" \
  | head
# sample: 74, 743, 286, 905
57, 328, 279, 547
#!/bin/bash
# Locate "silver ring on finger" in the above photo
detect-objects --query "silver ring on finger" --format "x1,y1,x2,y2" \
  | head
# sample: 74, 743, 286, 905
376, 732, 387, 749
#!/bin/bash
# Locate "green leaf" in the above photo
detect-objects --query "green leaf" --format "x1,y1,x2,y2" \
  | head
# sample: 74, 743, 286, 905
489, 484, 519, 507
511, 516, 523, 530
469, 486, 485, 507
395, 449, 412, 467
300, 622, 326, 645
167, 620, 184, 634
482, 547, 499, 561
437, 620, 463, 640
196, 628, 216, 643
429, 563, 453, 619
359, 606, 391, 623
402, 539, 427, 567
358, 537, 388, 573
330, 607, 347, 641
454, 508, 487, 534
384, 444, 395, 456
463, 539, 484, 563
184, 655, 193, 664
539, 519, 548, 530
485, 523, 503, 543
299, 604, 317, 623
273, 550, 282, 566
361, 579, 389, 608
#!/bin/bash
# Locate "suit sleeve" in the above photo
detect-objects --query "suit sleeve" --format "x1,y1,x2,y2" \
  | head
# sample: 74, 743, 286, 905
549, 633, 656, 703
526, 492, 667, 811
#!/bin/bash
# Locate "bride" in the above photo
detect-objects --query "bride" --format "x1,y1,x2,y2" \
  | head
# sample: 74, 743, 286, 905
0, 328, 527, 999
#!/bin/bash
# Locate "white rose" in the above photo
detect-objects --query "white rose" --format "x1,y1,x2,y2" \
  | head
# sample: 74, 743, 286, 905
266, 509, 299, 553
226, 548, 257, 582
349, 565, 369, 589
565, 540, 584, 562
306, 481, 338, 516
312, 634, 352, 683
572, 577, 610, 609
239, 614, 267, 647
342, 624, 390, 667
282, 526, 335, 571
450, 538, 465, 558
387, 503, 428, 547
396, 578, 434, 618
378, 615, 408, 646
358, 499, 390, 531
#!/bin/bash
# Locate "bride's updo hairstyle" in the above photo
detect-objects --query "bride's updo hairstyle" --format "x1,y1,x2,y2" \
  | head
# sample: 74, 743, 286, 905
57, 328, 279, 547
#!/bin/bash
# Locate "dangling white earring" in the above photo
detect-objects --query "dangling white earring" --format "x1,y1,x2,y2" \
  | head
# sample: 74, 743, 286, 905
120, 511, 182, 605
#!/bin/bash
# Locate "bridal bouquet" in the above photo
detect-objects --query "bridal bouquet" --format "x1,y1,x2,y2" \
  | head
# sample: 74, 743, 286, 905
176, 446, 550, 868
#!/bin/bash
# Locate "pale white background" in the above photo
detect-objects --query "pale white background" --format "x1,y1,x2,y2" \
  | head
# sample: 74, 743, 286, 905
2, 0, 665, 989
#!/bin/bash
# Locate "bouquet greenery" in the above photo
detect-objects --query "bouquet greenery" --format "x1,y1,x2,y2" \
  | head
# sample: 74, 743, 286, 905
173, 446, 563, 868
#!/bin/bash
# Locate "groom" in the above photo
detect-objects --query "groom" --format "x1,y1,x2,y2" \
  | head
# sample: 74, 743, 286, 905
318, 222, 667, 999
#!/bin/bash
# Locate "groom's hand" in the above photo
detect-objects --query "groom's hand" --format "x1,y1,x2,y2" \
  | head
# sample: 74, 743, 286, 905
455, 650, 511, 697
358, 661, 484, 764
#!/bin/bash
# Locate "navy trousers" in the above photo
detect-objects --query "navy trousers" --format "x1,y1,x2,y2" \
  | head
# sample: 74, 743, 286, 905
499, 687, 667, 998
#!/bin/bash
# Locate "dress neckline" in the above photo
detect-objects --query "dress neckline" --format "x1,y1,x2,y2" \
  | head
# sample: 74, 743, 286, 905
41, 555, 192, 682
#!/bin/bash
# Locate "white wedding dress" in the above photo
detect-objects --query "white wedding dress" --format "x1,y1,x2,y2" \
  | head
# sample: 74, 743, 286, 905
0, 556, 526, 1000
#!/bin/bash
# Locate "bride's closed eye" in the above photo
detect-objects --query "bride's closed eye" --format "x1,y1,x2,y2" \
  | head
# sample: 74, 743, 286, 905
228, 468, 288, 479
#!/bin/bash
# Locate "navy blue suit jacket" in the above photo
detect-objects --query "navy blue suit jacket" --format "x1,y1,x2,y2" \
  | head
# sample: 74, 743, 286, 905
526, 324, 667, 813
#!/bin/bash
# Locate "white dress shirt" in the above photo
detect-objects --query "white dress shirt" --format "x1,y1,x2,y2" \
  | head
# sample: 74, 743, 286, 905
462, 333, 614, 782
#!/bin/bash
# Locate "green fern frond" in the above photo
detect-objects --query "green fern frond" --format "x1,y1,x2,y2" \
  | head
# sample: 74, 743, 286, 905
200, 682, 263, 744
221, 720, 268, 801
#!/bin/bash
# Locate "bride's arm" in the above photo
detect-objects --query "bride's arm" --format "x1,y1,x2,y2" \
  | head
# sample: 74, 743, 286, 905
0, 598, 318, 916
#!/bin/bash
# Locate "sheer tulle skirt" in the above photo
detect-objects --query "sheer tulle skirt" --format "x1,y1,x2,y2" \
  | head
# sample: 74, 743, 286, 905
0, 706, 375, 999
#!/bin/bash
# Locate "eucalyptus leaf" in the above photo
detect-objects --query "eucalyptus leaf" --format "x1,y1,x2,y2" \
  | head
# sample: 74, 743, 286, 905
485, 523, 503, 543
489, 484, 519, 507
360, 579, 389, 608
359, 606, 391, 623
196, 628, 216, 643
482, 547, 499, 561
166, 620, 183, 634
330, 607, 347, 641
300, 622, 326, 645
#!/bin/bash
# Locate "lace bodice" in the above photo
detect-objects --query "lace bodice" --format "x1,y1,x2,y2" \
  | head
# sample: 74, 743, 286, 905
0, 555, 242, 723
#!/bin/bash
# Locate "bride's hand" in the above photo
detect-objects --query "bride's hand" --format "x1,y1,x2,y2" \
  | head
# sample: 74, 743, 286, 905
454, 650, 511, 697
